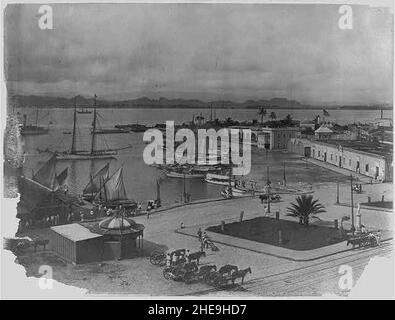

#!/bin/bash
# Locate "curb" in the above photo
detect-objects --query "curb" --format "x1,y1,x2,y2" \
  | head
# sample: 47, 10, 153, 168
175, 228, 393, 262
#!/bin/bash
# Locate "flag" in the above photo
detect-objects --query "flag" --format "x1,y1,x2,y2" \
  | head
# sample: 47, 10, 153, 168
323, 109, 330, 117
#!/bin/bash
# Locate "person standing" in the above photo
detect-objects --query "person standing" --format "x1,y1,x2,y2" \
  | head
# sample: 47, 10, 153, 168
197, 228, 202, 241
202, 232, 208, 248
166, 253, 171, 266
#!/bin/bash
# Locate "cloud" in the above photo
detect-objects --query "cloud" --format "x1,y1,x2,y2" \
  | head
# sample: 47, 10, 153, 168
4, 3, 394, 104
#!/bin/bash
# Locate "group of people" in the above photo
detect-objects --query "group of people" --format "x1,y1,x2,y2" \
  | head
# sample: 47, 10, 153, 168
19, 204, 129, 232
165, 249, 190, 266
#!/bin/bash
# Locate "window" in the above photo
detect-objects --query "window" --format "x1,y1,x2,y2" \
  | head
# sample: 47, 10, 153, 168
318, 151, 321, 157
365, 164, 369, 172
349, 159, 351, 166
330, 154, 333, 160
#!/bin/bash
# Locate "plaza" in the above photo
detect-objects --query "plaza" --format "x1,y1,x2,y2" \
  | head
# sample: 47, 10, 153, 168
11, 158, 393, 296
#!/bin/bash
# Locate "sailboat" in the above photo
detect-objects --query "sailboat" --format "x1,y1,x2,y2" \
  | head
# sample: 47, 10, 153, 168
81, 162, 110, 201
21, 154, 68, 192
93, 167, 136, 210
56, 95, 118, 160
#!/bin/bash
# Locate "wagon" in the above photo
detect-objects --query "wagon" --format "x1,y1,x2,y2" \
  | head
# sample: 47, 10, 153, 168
347, 232, 379, 249
150, 248, 187, 266
184, 265, 217, 284
149, 250, 166, 266
212, 273, 234, 288
163, 262, 198, 282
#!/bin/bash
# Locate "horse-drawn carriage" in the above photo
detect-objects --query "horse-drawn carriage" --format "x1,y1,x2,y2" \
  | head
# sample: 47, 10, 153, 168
259, 194, 281, 203
163, 261, 198, 281
150, 248, 207, 267
150, 248, 187, 267
161, 258, 252, 288
347, 232, 381, 249
201, 264, 252, 288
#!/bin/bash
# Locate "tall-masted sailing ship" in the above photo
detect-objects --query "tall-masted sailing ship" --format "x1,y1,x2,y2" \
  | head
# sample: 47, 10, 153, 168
56, 95, 119, 160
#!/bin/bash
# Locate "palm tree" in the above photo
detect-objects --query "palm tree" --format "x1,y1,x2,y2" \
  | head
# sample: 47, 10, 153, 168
286, 195, 326, 226
269, 111, 277, 121
258, 107, 267, 124
285, 114, 292, 125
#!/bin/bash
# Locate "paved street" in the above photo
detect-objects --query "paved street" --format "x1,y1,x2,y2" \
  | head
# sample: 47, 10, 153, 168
12, 172, 394, 297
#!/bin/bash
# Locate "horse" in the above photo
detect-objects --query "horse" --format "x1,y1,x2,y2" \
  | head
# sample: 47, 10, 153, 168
33, 239, 50, 252
198, 265, 216, 276
187, 251, 206, 264
231, 267, 252, 285
218, 264, 238, 276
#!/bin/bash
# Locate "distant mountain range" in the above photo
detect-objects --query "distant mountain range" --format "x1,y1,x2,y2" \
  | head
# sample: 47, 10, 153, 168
8, 94, 392, 110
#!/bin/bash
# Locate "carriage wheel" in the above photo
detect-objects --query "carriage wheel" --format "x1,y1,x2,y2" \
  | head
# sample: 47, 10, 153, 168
213, 277, 225, 289
150, 251, 165, 265
163, 268, 172, 280
184, 273, 194, 284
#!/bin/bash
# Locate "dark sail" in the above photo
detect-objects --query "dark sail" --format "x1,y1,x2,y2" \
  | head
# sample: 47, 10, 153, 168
94, 167, 129, 202
83, 162, 110, 195
56, 167, 68, 186
32, 155, 58, 190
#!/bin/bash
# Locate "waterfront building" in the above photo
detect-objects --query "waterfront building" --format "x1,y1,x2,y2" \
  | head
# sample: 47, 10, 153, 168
257, 127, 300, 150
288, 138, 393, 182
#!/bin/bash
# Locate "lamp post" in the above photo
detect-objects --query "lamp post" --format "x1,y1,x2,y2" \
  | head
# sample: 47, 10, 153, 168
266, 166, 271, 213
183, 173, 187, 203
350, 175, 355, 233
336, 181, 339, 204
156, 179, 161, 207
283, 161, 286, 186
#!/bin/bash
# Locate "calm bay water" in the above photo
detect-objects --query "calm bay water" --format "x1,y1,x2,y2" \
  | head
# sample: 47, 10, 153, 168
17, 107, 392, 206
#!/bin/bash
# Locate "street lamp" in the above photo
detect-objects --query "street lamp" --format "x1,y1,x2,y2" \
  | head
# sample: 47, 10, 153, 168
350, 175, 355, 233
266, 166, 271, 213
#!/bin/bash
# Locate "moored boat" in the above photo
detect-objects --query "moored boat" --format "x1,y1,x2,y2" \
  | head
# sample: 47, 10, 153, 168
82, 163, 110, 201
221, 187, 247, 198
164, 169, 205, 179
93, 167, 137, 210
204, 173, 235, 186
56, 95, 122, 160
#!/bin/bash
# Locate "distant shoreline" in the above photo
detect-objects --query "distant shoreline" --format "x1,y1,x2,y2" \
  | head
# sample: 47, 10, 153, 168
13, 105, 393, 110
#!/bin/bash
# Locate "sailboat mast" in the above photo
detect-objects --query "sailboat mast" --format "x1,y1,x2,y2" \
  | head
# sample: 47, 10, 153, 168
90, 94, 97, 155
71, 97, 77, 154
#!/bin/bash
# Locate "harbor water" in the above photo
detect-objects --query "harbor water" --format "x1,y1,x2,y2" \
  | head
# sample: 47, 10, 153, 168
14, 107, 392, 206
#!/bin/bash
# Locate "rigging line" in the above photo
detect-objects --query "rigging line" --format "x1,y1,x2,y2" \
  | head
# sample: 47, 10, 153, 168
37, 111, 50, 122
95, 117, 111, 150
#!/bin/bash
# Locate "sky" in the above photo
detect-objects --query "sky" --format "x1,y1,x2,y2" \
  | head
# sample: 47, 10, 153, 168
4, 3, 394, 105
